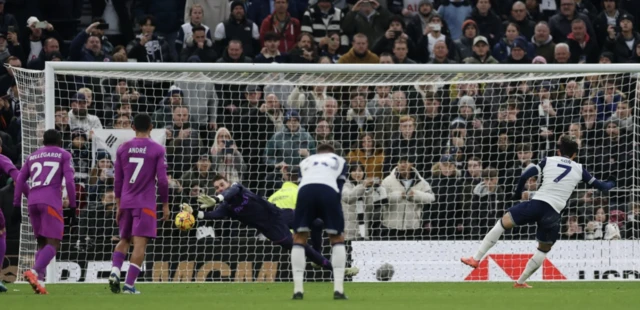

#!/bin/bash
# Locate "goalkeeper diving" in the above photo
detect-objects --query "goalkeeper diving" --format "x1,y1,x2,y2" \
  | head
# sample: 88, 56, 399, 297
180, 175, 359, 275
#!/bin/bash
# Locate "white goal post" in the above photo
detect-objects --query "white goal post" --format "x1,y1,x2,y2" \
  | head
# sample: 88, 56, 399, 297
10, 62, 640, 284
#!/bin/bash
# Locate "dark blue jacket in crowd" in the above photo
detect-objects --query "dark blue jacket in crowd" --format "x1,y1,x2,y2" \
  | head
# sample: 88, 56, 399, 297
133, 0, 186, 34
69, 31, 113, 62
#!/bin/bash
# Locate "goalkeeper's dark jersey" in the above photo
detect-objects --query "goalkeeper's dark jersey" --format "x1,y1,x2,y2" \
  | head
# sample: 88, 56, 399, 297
201, 183, 283, 232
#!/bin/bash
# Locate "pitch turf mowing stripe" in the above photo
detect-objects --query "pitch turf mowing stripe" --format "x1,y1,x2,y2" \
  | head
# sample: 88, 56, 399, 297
2, 282, 639, 310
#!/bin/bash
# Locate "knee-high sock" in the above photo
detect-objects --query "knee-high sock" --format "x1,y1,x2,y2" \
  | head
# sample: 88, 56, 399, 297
34, 248, 44, 281
33, 245, 56, 276
125, 263, 141, 287
331, 243, 346, 293
473, 220, 506, 261
278, 235, 333, 270
291, 244, 306, 293
304, 244, 332, 270
517, 249, 547, 284
0, 234, 5, 272
111, 251, 126, 275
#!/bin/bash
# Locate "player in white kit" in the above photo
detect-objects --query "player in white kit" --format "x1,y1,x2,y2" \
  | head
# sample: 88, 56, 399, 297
291, 144, 349, 300
461, 136, 616, 287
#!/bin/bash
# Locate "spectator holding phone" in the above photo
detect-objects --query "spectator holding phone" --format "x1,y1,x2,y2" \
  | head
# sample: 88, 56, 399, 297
70, 22, 113, 62
127, 15, 174, 62
211, 127, 246, 184
594, 0, 627, 46
288, 32, 318, 63
605, 14, 640, 63
21, 17, 61, 65
416, 14, 458, 63
87, 18, 115, 56
88, 150, 114, 188
0, 1, 18, 36
372, 15, 416, 57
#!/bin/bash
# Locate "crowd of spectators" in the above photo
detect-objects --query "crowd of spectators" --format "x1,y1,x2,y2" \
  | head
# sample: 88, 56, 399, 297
0, 0, 638, 252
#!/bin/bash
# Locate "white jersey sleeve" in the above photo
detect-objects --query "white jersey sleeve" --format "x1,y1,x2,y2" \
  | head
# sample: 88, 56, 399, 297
298, 153, 347, 193
533, 156, 585, 213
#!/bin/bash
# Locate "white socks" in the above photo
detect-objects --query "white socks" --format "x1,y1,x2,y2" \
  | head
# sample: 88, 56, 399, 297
517, 249, 547, 284
291, 245, 305, 293
331, 243, 346, 293
111, 267, 121, 276
473, 220, 506, 261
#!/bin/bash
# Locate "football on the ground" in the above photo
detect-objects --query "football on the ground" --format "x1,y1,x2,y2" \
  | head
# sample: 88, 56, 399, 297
175, 211, 196, 231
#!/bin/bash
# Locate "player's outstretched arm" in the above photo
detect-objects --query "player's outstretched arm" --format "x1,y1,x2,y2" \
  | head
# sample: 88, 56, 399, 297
582, 169, 616, 192
182, 202, 230, 220
0, 154, 29, 197
512, 163, 542, 200
198, 183, 242, 208
13, 161, 30, 206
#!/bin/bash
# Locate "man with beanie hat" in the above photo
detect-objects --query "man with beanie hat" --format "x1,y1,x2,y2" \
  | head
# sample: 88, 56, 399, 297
406, 0, 436, 43
264, 109, 316, 181
372, 15, 417, 56
466, 0, 502, 46
605, 13, 640, 63
505, 37, 532, 64
455, 19, 477, 59
594, 0, 629, 45
343, 0, 392, 47
213, 0, 260, 58
437, 0, 472, 40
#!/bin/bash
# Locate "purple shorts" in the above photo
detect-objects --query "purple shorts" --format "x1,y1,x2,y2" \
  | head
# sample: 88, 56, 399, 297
118, 208, 157, 239
28, 204, 64, 240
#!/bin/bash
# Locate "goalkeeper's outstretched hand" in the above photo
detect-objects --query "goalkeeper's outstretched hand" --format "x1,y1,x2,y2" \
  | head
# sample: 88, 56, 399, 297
197, 194, 223, 209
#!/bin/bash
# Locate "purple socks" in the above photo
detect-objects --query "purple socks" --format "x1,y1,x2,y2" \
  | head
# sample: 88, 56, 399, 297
33, 244, 56, 277
125, 264, 141, 287
112, 251, 126, 271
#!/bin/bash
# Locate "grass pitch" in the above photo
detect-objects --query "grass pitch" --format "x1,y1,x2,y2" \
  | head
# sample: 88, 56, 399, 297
2, 282, 639, 310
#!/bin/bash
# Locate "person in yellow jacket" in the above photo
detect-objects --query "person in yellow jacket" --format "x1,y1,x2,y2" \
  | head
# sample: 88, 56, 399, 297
268, 166, 325, 256
268, 166, 299, 210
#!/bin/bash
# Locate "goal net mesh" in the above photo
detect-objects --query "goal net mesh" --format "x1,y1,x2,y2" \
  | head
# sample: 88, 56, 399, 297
11, 66, 639, 283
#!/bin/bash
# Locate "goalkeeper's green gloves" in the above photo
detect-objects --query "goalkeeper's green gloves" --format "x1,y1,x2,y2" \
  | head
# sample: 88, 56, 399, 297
197, 194, 224, 209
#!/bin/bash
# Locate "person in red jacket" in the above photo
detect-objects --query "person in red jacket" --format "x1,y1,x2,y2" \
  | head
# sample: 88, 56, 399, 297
259, 0, 301, 53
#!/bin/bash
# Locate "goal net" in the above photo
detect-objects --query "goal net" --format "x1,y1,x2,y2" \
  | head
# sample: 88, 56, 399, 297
11, 63, 640, 283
